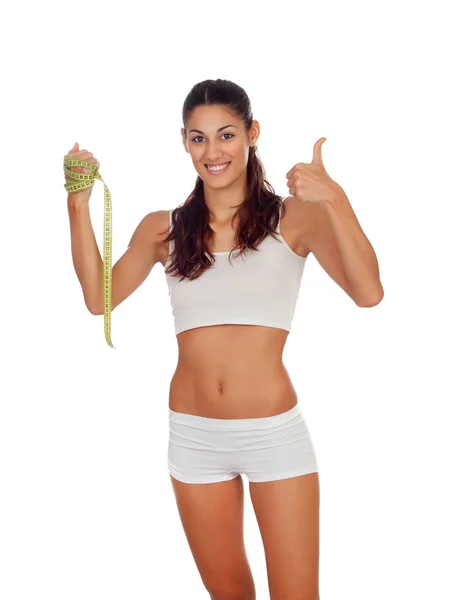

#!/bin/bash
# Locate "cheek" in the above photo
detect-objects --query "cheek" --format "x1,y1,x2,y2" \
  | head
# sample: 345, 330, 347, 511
189, 152, 203, 168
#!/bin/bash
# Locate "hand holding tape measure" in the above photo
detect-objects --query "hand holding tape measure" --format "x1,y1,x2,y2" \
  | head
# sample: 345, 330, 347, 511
63, 143, 115, 348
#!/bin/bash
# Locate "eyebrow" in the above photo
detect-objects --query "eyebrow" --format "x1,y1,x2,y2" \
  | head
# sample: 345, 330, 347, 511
189, 124, 238, 135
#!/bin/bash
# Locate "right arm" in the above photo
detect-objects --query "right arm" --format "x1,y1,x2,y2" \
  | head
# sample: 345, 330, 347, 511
67, 195, 167, 315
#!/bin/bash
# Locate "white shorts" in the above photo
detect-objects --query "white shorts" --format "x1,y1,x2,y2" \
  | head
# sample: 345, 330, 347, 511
168, 402, 318, 484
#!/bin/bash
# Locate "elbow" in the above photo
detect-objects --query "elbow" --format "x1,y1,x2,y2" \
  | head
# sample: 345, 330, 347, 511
85, 296, 103, 315
355, 286, 384, 308
86, 300, 118, 315
86, 303, 102, 315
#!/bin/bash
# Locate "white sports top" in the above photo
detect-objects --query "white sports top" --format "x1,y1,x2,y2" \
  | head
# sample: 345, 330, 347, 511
165, 199, 307, 336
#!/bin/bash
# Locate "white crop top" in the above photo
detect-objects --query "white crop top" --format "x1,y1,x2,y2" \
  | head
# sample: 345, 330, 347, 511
164, 199, 307, 336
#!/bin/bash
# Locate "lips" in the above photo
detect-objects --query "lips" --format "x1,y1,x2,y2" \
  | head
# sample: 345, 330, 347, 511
205, 161, 231, 174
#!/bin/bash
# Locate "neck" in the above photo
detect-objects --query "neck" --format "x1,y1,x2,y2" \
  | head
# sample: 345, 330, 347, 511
203, 171, 247, 225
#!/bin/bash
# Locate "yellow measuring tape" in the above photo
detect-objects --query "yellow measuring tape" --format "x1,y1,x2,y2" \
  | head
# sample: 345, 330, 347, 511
63, 156, 115, 348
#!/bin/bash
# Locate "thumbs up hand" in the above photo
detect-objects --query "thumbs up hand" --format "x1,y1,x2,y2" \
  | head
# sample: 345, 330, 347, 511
285, 138, 343, 204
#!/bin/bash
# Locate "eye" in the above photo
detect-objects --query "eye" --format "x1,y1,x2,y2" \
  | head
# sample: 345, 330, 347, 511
191, 133, 234, 143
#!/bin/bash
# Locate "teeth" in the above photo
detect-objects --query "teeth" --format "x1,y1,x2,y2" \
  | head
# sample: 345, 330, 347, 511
207, 162, 229, 171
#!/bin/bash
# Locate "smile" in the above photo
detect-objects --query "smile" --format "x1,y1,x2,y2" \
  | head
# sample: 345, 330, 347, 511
205, 162, 231, 174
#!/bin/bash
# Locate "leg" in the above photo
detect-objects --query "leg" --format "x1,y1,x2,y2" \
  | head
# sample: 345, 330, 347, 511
170, 473, 256, 600
249, 472, 320, 600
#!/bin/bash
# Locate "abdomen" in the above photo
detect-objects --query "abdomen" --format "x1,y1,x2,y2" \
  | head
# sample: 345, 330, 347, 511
169, 324, 299, 418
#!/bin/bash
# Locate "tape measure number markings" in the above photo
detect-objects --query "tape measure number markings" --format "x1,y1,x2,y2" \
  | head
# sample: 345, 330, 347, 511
63, 156, 115, 348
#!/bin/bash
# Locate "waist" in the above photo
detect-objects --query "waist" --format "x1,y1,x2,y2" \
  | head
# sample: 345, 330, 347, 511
169, 324, 298, 418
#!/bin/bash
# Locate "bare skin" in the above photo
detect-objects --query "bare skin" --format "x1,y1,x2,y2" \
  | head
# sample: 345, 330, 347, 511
159, 196, 310, 420
162, 197, 320, 600
66, 128, 325, 597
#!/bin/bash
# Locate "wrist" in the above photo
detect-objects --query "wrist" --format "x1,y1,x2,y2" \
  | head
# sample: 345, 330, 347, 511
67, 193, 90, 211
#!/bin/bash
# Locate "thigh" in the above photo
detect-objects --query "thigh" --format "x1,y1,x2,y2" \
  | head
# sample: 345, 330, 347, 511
249, 472, 320, 600
170, 474, 256, 600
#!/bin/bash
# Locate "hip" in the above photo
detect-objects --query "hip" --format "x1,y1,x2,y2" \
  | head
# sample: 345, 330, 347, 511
167, 401, 319, 483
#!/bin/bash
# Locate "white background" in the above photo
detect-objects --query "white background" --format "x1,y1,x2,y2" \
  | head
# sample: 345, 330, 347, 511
1, 1, 456, 598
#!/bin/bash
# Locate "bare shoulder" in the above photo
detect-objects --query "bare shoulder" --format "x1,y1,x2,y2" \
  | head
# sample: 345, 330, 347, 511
129, 209, 171, 267
280, 196, 317, 257
140, 209, 170, 236
128, 209, 168, 244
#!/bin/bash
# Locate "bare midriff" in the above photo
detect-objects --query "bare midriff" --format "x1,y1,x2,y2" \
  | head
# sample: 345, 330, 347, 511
162, 197, 308, 420
169, 324, 299, 419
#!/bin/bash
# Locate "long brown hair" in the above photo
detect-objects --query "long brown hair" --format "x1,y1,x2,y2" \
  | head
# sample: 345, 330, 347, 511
163, 79, 285, 282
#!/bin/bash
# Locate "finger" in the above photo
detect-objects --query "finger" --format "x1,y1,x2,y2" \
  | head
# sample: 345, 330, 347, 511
68, 153, 96, 174
312, 137, 326, 166
68, 149, 91, 158
286, 161, 309, 179
73, 151, 93, 160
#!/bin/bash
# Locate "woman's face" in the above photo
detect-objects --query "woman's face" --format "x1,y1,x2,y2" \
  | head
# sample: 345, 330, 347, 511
181, 104, 259, 188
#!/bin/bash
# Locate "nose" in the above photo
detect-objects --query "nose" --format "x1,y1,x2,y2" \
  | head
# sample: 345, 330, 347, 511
204, 139, 226, 161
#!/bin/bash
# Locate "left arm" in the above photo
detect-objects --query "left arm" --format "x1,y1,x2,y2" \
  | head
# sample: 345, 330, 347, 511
286, 137, 384, 307
306, 188, 384, 307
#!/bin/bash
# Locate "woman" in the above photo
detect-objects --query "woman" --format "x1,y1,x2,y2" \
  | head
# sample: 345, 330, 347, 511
66, 79, 383, 600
